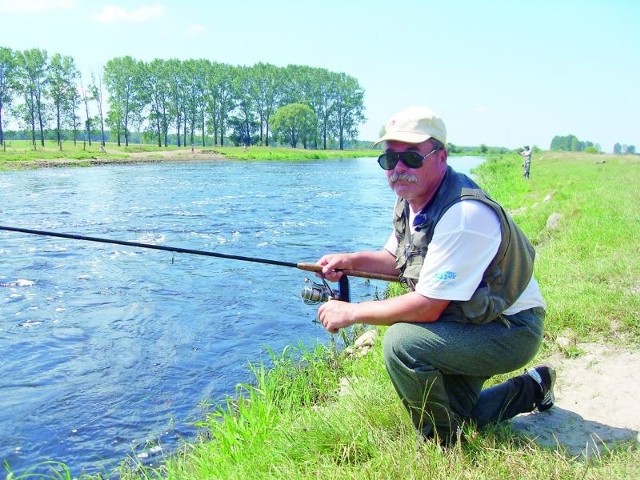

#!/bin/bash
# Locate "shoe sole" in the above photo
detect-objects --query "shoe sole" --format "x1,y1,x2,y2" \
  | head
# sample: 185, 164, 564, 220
536, 366, 556, 412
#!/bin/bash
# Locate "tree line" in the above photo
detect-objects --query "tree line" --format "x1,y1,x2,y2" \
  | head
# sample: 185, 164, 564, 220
550, 134, 600, 153
550, 134, 636, 155
0, 46, 366, 150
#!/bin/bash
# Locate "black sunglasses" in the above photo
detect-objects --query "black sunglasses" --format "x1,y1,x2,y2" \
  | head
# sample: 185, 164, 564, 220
377, 148, 440, 170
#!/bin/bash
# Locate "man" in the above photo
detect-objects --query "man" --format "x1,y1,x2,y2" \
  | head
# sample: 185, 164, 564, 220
519, 145, 532, 178
315, 106, 554, 446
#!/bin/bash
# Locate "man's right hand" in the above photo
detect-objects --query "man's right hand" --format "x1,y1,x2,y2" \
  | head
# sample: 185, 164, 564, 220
315, 253, 353, 282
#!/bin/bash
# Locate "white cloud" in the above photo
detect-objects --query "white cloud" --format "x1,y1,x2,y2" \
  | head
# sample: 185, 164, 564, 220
186, 24, 205, 36
0, 0, 75, 13
94, 3, 165, 24
472, 105, 490, 114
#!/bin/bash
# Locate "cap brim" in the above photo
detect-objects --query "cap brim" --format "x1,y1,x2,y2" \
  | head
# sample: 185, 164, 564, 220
373, 131, 434, 147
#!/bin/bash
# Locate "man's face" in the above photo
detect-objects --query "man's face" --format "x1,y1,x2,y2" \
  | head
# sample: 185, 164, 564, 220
383, 140, 447, 210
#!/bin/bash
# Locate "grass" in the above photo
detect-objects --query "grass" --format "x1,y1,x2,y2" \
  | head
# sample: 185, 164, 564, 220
0, 140, 379, 170
474, 152, 640, 344
213, 145, 379, 161
5, 150, 640, 479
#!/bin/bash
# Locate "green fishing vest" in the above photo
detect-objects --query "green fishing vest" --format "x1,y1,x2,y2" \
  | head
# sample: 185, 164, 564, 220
392, 166, 535, 324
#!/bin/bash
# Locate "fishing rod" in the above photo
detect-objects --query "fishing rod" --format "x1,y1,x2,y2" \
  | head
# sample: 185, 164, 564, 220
0, 225, 399, 304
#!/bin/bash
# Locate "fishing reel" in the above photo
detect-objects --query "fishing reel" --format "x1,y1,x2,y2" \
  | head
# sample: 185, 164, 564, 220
301, 275, 351, 304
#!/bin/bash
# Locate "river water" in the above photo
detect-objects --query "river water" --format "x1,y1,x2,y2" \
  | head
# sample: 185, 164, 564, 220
0, 155, 483, 477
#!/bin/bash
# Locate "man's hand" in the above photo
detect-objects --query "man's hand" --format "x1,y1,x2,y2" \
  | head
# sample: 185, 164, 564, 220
315, 253, 353, 282
317, 299, 356, 334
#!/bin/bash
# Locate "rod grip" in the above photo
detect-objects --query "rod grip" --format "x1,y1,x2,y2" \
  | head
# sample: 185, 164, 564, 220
296, 262, 399, 283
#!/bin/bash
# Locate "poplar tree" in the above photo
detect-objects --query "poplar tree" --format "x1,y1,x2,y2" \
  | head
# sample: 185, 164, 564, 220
16, 48, 49, 148
0, 46, 17, 145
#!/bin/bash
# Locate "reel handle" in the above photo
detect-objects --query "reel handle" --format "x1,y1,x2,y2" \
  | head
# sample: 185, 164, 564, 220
338, 275, 350, 302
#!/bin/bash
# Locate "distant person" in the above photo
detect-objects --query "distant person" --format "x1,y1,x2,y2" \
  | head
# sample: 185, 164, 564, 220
519, 145, 532, 178
315, 106, 554, 446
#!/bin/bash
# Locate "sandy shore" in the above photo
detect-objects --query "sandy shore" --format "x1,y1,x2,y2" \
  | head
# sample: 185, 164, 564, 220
14, 148, 228, 169
511, 342, 640, 457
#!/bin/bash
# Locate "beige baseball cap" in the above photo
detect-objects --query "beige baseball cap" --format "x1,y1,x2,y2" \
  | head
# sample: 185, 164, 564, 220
373, 106, 447, 146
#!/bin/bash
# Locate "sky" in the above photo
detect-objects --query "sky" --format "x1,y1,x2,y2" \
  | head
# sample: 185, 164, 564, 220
0, 0, 638, 152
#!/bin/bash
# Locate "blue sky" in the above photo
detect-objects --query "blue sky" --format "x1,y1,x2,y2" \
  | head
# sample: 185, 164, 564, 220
0, 0, 638, 152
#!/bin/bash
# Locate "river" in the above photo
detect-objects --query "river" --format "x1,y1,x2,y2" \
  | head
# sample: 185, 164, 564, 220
0, 155, 483, 477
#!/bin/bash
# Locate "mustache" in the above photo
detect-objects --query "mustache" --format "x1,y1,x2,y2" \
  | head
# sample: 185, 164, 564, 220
389, 172, 418, 183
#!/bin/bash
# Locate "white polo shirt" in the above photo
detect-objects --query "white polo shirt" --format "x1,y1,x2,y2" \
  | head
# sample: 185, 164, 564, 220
384, 200, 545, 315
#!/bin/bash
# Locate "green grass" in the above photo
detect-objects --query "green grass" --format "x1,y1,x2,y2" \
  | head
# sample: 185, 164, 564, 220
474, 152, 640, 343
214, 145, 379, 161
0, 139, 108, 163
0, 140, 380, 170
6, 151, 640, 479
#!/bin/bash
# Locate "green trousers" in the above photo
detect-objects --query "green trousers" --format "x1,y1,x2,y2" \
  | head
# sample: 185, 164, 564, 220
382, 307, 544, 441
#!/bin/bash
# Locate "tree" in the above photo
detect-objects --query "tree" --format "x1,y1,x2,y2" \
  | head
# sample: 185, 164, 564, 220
281, 65, 322, 148
163, 58, 188, 146
330, 73, 365, 150
313, 68, 338, 150
250, 62, 281, 146
279, 64, 306, 107
89, 72, 107, 146
271, 103, 317, 148
48, 53, 79, 147
232, 65, 258, 146
203, 62, 236, 146
550, 134, 579, 151
183, 59, 207, 148
79, 74, 92, 145
141, 59, 171, 147
0, 46, 18, 145
447, 143, 461, 154
614, 143, 622, 154
69, 73, 81, 145
103, 56, 144, 146
16, 48, 49, 148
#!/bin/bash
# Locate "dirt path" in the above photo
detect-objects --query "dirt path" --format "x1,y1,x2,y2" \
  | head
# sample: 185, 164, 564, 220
511, 343, 640, 457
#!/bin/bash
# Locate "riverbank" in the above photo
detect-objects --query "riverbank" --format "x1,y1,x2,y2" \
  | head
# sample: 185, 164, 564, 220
0, 143, 380, 170
0, 149, 226, 169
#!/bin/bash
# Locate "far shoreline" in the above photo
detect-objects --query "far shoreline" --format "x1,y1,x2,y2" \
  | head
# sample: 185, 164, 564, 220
0, 148, 230, 170
0, 145, 383, 171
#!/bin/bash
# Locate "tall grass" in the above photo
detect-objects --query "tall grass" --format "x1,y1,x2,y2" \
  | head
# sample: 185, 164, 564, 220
7, 151, 640, 479
474, 152, 640, 344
